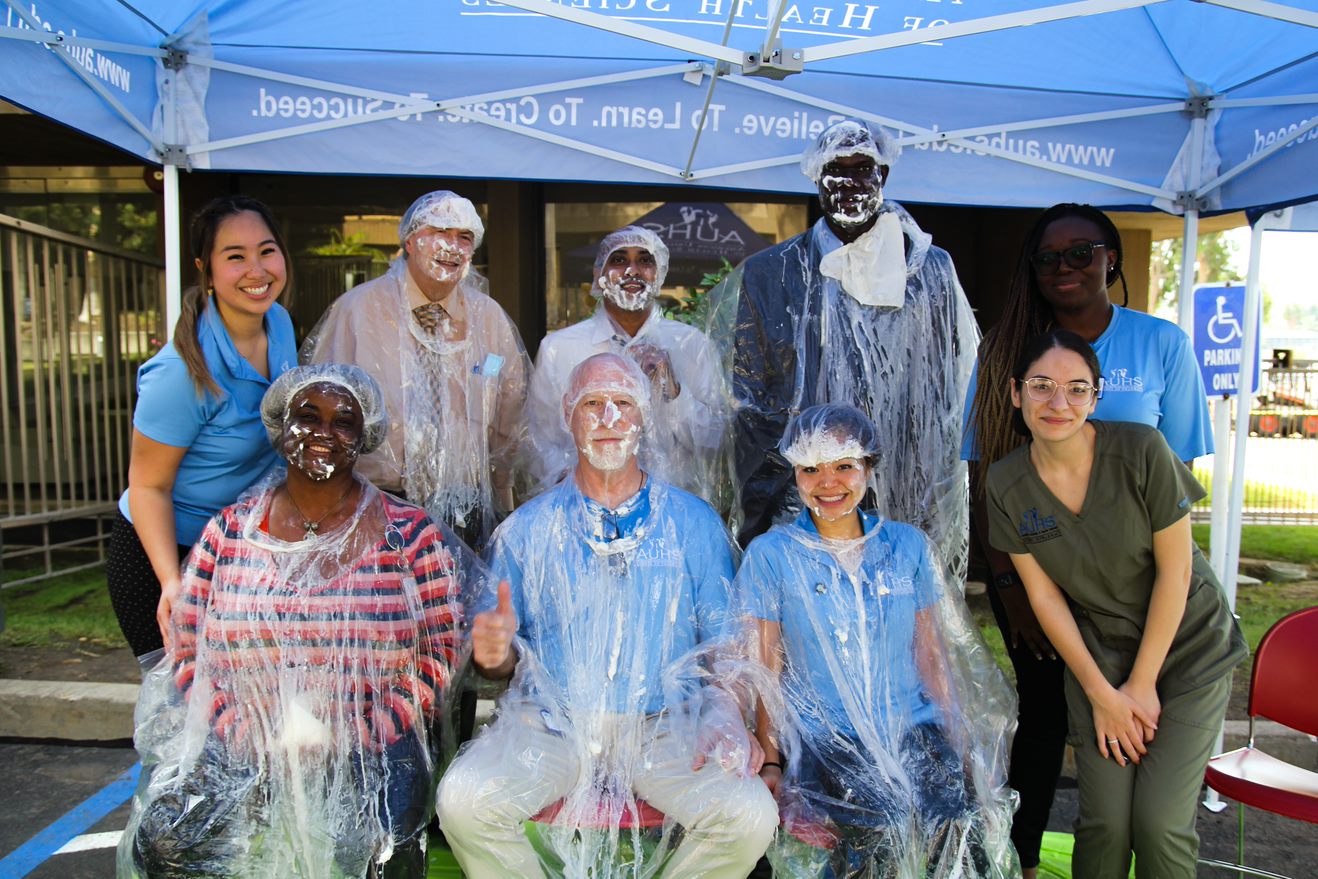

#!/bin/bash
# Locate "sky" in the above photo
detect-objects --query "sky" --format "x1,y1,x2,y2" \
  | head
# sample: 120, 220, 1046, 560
1222, 227, 1313, 331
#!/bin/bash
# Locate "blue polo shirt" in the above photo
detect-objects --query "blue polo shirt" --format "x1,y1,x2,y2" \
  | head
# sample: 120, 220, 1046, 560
118, 299, 297, 545
484, 477, 735, 716
737, 510, 942, 739
961, 305, 1213, 462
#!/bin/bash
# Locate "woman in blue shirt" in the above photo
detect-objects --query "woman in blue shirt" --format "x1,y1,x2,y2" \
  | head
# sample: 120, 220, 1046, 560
737, 404, 1017, 878
961, 203, 1212, 878
107, 195, 298, 660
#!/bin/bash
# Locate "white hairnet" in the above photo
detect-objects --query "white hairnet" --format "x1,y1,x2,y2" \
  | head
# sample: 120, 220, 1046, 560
561, 353, 652, 429
398, 190, 485, 248
800, 119, 899, 183
592, 225, 670, 291
779, 403, 880, 468
262, 363, 388, 455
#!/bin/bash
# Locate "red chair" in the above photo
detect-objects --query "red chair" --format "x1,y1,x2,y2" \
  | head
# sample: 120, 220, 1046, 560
1201, 606, 1318, 878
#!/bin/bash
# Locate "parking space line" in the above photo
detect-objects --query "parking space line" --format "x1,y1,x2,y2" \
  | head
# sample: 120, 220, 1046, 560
54, 831, 123, 855
0, 762, 139, 879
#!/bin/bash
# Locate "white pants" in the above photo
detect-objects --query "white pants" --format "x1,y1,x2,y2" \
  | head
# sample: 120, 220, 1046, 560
436, 705, 778, 878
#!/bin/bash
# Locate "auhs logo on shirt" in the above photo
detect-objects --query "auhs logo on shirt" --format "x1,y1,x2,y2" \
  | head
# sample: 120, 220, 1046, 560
1105, 367, 1144, 393
1018, 507, 1061, 544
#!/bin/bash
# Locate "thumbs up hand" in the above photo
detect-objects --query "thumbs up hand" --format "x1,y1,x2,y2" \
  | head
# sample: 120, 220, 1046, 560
471, 580, 518, 677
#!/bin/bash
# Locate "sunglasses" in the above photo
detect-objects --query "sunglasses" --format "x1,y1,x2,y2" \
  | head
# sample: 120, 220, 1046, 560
1030, 241, 1108, 275
1018, 376, 1103, 405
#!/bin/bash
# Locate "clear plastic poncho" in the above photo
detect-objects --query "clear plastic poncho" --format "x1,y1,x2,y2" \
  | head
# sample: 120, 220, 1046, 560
435, 475, 778, 879
301, 258, 530, 549
120, 474, 481, 878
708, 201, 978, 577
735, 510, 1019, 878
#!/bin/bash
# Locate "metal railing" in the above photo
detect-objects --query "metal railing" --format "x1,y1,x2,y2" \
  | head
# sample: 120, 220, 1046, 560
1192, 366, 1318, 525
0, 214, 164, 587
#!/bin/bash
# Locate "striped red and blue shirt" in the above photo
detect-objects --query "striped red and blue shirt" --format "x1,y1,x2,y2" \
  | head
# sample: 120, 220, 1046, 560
172, 489, 462, 746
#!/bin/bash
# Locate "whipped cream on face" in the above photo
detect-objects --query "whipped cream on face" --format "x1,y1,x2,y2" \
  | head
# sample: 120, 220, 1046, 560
598, 271, 657, 312
282, 421, 358, 481
821, 178, 883, 229
415, 234, 472, 284
579, 424, 641, 471
574, 398, 642, 471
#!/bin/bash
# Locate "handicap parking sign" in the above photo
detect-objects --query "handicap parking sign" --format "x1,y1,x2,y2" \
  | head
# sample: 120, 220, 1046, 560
1193, 284, 1259, 396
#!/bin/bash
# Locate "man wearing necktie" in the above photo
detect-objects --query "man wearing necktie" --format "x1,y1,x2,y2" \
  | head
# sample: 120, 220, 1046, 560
302, 190, 530, 550
713, 120, 978, 582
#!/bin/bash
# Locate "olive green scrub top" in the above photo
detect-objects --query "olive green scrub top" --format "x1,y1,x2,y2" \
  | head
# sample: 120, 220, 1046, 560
986, 420, 1246, 701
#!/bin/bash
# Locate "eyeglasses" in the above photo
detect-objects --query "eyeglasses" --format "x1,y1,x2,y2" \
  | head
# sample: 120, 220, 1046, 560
1030, 242, 1107, 275
1018, 377, 1102, 405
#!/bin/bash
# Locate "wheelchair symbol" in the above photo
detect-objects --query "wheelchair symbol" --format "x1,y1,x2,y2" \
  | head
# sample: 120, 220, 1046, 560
1206, 295, 1243, 344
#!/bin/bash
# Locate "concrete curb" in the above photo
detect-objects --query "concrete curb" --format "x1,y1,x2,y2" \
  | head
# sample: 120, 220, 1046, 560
0, 681, 1314, 749
0, 679, 138, 741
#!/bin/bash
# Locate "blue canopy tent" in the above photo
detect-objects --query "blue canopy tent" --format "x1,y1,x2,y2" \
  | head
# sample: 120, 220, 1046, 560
1, 0, 1315, 318
0, 0, 1314, 602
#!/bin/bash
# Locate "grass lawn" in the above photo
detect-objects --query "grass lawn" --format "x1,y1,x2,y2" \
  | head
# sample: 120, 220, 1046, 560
0, 564, 126, 649
1192, 523, 1318, 565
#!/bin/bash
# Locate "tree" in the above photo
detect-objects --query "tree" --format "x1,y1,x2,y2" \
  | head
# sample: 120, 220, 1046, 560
1150, 231, 1242, 315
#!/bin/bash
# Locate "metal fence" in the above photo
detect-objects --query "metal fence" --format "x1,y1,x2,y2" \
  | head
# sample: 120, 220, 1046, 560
0, 214, 164, 587
1191, 366, 1318, 525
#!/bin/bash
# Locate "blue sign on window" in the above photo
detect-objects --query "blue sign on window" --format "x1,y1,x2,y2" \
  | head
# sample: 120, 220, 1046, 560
1193, 284, 1259, 397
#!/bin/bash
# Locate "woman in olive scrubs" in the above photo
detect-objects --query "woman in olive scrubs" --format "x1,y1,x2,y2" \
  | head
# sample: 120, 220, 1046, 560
985, 329, 1246, 879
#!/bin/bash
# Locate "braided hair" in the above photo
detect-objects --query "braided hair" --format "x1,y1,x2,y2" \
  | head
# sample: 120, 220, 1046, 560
969, 203, 1128, 486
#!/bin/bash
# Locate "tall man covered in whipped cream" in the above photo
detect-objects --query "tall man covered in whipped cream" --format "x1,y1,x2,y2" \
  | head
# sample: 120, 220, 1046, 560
714, 119, 977, 580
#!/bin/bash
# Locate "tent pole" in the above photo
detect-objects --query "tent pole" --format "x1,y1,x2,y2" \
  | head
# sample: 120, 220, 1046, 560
163, 163, 182, 341
161, 42, 183, 342
1226, 218, 1271, 598
1175, 108, 1206, 332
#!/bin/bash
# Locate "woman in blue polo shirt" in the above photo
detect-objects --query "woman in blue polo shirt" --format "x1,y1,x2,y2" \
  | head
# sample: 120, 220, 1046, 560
961, 203, 1212, 879
736, 405, 1017, 878
107, 195, 297, 660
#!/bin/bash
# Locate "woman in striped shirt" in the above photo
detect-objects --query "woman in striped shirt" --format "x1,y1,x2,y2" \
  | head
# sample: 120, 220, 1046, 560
122, 364, 468, 879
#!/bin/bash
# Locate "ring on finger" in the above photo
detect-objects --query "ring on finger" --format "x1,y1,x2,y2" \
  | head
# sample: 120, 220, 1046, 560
1106, 738, 1120, 745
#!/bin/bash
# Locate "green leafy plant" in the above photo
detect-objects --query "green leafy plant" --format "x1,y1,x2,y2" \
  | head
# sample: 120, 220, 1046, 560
306, 229, 389, 268
662, 258, 736, 328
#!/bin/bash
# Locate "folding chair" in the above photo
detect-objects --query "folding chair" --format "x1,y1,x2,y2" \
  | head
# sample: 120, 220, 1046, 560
1200, 606, 1318, 879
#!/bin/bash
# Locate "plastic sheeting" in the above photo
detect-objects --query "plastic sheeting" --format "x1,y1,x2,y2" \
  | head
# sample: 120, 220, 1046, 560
302, 259, 529, 548
709, 201, 977, 574
436, 476, 777, 879
736, 510, 1019, 878
120, 474, 479, 878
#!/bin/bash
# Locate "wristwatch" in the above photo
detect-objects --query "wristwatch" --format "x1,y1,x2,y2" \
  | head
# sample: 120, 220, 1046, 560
993, 571, 1021, 591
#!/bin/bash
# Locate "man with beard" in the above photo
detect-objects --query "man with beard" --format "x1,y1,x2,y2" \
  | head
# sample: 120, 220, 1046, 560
525, 226, 728, 503
715, 120, 977, 579
303, 191, 529, 549
437, 352, 776, 879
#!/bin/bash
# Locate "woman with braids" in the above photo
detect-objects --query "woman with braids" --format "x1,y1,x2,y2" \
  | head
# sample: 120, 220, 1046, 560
107, 195, 297, 662
960, 203, 1210, 877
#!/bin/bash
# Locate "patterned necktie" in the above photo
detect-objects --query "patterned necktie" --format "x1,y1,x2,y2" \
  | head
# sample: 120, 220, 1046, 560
412, 301, 450, 333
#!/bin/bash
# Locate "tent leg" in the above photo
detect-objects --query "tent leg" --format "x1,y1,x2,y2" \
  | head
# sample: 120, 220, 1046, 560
163, 163, 183, 341
1175, 205, 1200, 333
1224, 220, 1267, 606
